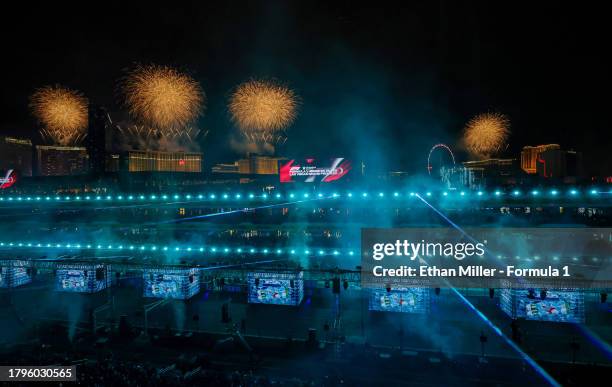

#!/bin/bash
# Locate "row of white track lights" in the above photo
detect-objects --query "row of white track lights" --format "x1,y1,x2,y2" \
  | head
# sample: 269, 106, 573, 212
0, 241, 355, 256
0, 189, 604, 203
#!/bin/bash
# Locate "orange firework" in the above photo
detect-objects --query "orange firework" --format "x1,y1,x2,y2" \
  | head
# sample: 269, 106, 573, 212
229, 79, 298, 143
30, 85, 88, 145
463, 112, 510, 158
122, 64, 204, 131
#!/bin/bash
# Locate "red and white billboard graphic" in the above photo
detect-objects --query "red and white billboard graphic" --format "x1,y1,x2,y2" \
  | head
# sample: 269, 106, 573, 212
280, 158, 351, 183
0, 169, 17, 189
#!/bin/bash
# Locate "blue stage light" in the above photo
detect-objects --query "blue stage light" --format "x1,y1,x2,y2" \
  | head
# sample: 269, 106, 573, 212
362, 192, 368, 197
276, 193, 282, 199
550, 190, 558, 196
378, 192, 384, 197
318, 193, 323, 198
304, 193, 309, 198
249, 193, 255, 198
513, 190, 520, 196
289, 193, 295, 198
393, 192, 399, 197
442, 192, 448, 196
570, 189, 578, 195
532, 190, 539, 196
347, 192, 353, 197
477, 191, 483, 196
494, 191, 501, 196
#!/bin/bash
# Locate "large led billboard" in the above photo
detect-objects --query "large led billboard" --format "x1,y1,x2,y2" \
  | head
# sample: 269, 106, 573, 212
280, 158, 351, 183
143, 268, 200, 300
247, 271, 304, 306
0, 169, 17, 189
55, 264, 111, 293
500, 288, 585, 323
0, 266, 32, 288
369, 287, 430, 314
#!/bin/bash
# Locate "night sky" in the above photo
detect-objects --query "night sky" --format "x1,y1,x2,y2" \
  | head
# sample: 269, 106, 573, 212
1, 1, 610, 174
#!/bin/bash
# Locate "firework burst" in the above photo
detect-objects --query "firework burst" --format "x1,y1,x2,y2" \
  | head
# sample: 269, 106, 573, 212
122, 64, 204, 131
229, 79, 298, 143
463, 112, 510, 158
30, 86, 88, 145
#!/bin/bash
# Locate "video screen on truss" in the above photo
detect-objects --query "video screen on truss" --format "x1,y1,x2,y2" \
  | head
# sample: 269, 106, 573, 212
0, 266, 32, 288
369, 288, 430, 314
57, 270, 88, 292
55, 266, 109, 293
500, 288, 585, 323
248, 271, 304, 306
143, 269, 199, 300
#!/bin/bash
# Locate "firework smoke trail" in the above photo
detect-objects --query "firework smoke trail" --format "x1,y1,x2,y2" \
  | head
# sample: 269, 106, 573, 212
30, 86, 88, 145
415, 194, 560, 386
229, 79, 298, 145
122, 64, 205, 132
463, 112, 510, 158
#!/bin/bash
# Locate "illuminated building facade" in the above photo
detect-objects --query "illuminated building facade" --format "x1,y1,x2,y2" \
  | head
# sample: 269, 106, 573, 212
0, 136, 33, 176
536, 148, 583, 180
520, 144, 560, 174
462, 158, 521, 188
35, 145, 89, 176
126, 150, 202, 173
213, 154, 284, 176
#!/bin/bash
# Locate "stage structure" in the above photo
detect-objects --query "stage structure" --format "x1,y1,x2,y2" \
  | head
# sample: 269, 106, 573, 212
500, 288, 585, 323
247, 271, 304, 306
143, 267, 200, 299
369, 287, 430, 314
0, 262, 32, 288
55, 264, 111, 293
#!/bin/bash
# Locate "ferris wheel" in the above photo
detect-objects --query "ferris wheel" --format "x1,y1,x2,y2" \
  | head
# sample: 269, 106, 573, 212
427, 143, 456, 175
